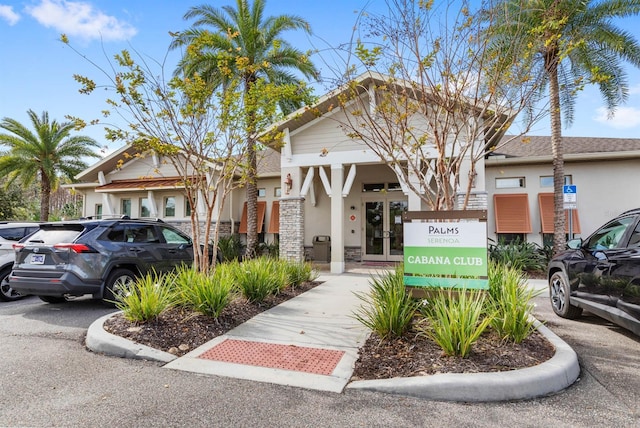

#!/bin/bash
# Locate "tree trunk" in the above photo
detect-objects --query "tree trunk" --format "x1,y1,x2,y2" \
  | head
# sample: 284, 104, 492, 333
245, 143, 258, 259
546, 52, 566, 256
40, 170, 51, 221
243, 77, 259, 260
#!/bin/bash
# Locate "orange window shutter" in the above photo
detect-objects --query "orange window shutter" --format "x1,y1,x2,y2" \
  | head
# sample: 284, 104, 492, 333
239, 201, 267, 234
257, 201, 266, 233
538, 193, 554, 234
538, 193, 581, 234
239, 202, 248, 234
494, 194, 532, 233
268, 201, 280, 234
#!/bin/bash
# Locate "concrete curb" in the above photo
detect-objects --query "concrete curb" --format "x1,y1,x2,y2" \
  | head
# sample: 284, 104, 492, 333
86, 312, 177, 363
87, 312, 579, 402
347, 322, 580, 402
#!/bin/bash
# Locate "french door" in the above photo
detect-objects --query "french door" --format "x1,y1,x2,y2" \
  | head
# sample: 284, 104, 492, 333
362, 197, 408, 261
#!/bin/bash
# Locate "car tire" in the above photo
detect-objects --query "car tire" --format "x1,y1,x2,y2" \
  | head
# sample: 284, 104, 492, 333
549, 270, 583, 319
38, 296, 68, 304
102, 268, 136, 306
0, 267, 24, 302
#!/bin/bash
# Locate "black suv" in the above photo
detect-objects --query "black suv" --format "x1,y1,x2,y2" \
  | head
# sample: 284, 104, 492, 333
9, 218, 194, 304
548, 208, 640, 336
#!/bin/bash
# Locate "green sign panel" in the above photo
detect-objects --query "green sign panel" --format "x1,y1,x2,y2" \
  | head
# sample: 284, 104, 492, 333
403, 221, 488, 289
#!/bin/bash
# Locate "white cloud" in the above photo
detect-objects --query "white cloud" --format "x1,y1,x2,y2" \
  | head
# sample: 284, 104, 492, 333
594, 106, 640, 129
26, 0, 136, 41
0, 5, 20, 25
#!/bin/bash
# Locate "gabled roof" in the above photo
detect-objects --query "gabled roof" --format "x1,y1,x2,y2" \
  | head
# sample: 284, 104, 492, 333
266, 71, 509, 147
75, 144, 144, 183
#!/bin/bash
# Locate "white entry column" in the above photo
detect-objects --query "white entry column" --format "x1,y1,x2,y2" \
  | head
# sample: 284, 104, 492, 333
330, 163, 344, 273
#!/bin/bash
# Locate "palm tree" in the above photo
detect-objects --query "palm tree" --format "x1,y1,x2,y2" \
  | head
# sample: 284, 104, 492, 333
492, 0, 640, 255
170, 0, 318, 258
0, 110, 100, 221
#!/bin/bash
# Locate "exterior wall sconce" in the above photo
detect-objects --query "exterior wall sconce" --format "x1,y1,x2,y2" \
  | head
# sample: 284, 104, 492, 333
284, 173, 293, 194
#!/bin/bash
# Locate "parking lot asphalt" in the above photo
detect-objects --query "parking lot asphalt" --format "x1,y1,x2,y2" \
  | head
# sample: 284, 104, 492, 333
1, 278, 639, 427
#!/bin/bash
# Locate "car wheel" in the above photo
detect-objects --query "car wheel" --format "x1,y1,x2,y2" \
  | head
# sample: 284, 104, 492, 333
0, 267, 23, 302
102, 268, 136, 306
38, 296, 67, 304
549, 270, 583, 319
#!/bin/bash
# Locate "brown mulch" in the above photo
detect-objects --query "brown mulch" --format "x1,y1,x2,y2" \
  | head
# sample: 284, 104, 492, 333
102, 280, 556, 380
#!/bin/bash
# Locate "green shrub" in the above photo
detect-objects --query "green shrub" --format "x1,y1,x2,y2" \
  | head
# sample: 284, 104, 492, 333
258, 240, 279, 258
174, 265, 235, 318
283, 260, 318, 288
417, 289, 494, 358
115, 271, 175, 323
234, 257, 287, 302
487, 261, 541, 343
488, 237, 546, 272
217, 235, 243, 262
353, 266, 419, 340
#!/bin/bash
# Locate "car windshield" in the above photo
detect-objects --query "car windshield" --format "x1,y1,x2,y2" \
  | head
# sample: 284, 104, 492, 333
24, 226, 84, 245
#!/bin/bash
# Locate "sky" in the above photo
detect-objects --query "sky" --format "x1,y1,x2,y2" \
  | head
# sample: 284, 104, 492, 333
1, 0, 640, 158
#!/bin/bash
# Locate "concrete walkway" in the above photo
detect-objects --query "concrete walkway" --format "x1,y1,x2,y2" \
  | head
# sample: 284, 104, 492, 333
165, 274, 371, 393
87, 275, 579, 401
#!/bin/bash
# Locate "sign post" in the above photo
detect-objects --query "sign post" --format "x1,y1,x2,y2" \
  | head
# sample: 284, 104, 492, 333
563, 185, 577, 240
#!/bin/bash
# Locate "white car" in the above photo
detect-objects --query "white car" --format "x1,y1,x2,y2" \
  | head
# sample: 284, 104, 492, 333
0, 223, 40, 301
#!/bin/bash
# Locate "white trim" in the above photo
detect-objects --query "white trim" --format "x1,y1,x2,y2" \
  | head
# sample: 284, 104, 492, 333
300, 167, 314, 197
283, 128, 292, 161
342, 164, 356, 197
319, 166, 332, 197
283, 150, 381, 168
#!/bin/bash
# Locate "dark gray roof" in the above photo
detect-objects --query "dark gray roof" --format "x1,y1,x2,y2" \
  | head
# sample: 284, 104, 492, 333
494, 135, 640, 158
256, 147, 280, 177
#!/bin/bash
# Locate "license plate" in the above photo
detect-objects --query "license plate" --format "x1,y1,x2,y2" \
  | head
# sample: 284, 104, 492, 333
30, 254, 45, 264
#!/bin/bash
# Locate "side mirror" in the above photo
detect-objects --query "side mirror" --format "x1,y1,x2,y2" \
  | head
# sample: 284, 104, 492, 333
567, 238, 582, 250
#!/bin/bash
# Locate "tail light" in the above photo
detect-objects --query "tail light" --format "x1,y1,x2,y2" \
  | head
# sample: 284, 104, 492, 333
13, 244, 24, 250
53, 243, 95, 253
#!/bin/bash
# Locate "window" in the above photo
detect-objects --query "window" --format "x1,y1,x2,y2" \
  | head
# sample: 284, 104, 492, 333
540, 175, 572, 187
140, 198, 151, 217
121, 199, 131, 217
185, 198, 192, 216
363, 183, 400, 192
494, 194, 532, 234
585, 216, 635, 250
363, 183, 385, 192
164, 197, 176, 217
161, 226, 190, 244
495, 177, 525, 189
258, 188, 266, 197
274, 187, 282, 197
125, 224, 159, 243
628, 222, 640, 247
95, 204, 103, 219
0, 227, 26, 241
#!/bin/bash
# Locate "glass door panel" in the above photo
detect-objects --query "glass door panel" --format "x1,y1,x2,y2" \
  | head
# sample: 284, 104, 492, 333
363, 198, 407, 261
365, 201, 384, 256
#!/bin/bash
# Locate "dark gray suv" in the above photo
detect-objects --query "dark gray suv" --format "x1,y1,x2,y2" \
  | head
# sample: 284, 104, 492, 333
9, 218, 194, 304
